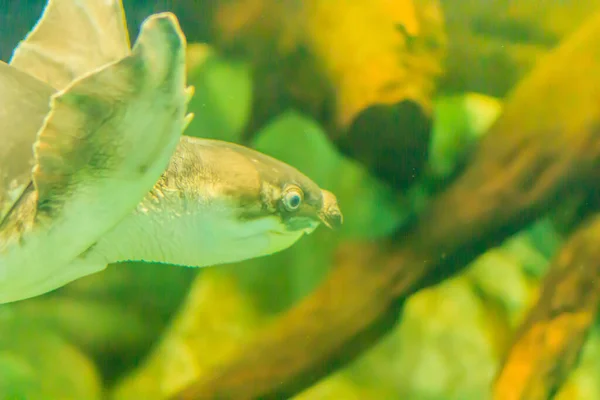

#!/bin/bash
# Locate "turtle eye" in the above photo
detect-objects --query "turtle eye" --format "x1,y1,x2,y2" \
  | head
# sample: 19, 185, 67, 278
282, 186, 303, 211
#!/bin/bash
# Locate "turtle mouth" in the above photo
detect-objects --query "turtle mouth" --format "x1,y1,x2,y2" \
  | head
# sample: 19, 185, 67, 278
319, 210, 343, 229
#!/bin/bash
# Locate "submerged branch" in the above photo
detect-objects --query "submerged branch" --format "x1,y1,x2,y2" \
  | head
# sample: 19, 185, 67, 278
493, 213, 600, 400
171, 11, 600, 400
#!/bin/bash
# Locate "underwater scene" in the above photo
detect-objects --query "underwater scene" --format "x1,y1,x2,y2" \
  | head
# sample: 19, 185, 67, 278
1, 0, 600, 399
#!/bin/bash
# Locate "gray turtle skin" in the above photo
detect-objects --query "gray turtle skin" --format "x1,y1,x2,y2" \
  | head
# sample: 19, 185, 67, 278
0, 0, 342, 304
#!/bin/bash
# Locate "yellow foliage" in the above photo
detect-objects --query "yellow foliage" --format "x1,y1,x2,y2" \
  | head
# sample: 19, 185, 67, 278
304, 0, 446, 126
112, 269, 262, 400
213, 0, 445, 129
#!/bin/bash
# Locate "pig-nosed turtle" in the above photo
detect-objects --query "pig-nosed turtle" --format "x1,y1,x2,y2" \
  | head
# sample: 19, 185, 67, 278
0, 0, 342, 304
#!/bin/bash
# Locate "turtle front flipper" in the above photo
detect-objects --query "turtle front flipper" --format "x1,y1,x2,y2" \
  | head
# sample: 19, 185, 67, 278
0, 13, 190, 304
10, 0, 130, 90
0, 63, 54, 223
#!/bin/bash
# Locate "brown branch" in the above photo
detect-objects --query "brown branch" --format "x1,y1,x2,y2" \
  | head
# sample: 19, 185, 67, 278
493, 213, 600, 400
170, 10, 600, 400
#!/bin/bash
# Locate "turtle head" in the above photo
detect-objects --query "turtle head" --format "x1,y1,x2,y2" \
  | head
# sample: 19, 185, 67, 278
239, 153, 343, 237
175, 138, 343, 263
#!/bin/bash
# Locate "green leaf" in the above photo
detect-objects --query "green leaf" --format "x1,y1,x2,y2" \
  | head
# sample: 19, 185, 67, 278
555, 326, 600, 399
394, 279, 500, 400
0, 316, 101, 400
185, 46, 252, 143
466, 248, 538, 328
429, 93, 502, 178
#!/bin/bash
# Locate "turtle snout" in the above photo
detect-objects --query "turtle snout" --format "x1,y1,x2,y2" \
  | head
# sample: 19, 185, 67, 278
319, 189, 343, 230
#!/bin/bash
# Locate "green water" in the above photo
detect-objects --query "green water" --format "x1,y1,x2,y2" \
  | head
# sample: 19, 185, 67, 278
1, 1, 600, 399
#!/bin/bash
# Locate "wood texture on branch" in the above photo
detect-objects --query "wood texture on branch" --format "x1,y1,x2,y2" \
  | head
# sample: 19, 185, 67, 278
493, 213, 600, 400
170, 10, 600, 400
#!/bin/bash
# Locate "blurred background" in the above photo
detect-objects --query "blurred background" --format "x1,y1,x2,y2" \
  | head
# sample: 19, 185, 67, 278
1, 0, 600, 399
